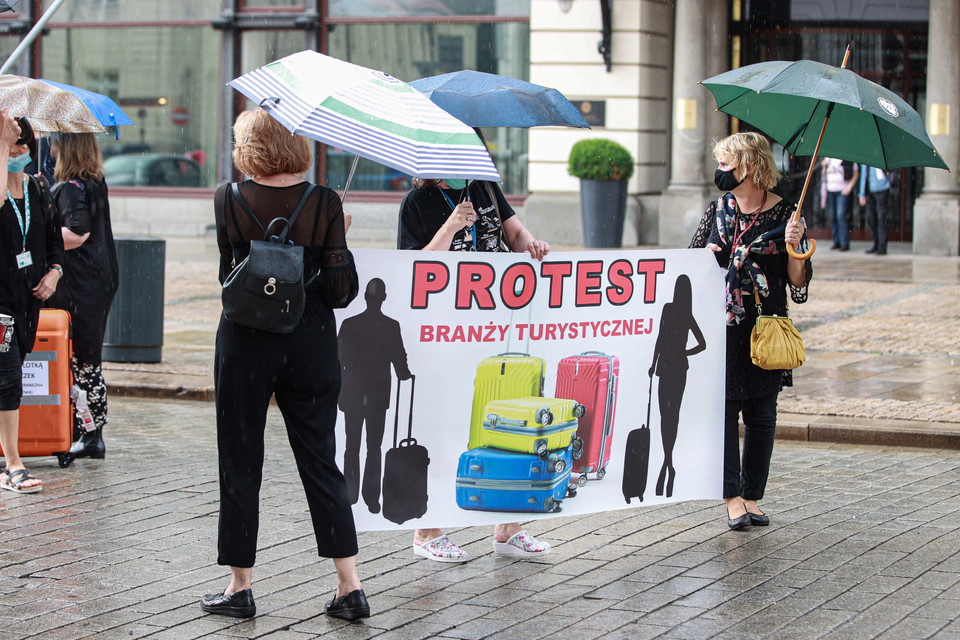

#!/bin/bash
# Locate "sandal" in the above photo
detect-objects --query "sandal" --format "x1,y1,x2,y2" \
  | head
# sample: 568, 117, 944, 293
1, 468, 43, 494
413, 535, 469, 563
492, 530, 550, 556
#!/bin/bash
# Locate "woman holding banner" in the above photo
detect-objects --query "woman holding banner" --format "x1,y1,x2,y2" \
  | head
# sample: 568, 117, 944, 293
398, 176, 550, 562
689, 132, 811, 531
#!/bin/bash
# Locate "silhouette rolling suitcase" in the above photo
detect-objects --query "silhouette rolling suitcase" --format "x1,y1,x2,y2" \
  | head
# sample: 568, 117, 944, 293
456, 446, 572, 513
622, 374, 653, 504
556, 351, 619, 486
481, 396, 584, 459
10, 309, 74, 468
382, 375, 429, 525
469, 352, 545, 449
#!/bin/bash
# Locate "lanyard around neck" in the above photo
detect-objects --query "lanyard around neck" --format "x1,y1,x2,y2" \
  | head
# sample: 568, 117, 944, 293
730, 191, 767, 257
7, 175, 30, 251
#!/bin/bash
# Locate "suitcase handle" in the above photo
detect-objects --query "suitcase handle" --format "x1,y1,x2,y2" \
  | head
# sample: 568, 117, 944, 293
392, 374, 416, 449
579, 350, 608, 356
398, 437, 418, 448
497, 352, 531, 357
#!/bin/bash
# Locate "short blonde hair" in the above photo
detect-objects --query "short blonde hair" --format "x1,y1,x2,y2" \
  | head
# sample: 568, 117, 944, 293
232, 109, 311, 177
713, 132, 781, 191
52, 133, 104, 183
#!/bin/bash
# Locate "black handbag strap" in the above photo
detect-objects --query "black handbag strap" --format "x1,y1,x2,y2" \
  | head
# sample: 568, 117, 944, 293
483, 181, 511, 252
231, 182, 316, 243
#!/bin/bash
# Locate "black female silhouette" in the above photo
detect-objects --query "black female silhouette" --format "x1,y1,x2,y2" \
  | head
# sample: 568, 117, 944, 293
648, 275, 706, 498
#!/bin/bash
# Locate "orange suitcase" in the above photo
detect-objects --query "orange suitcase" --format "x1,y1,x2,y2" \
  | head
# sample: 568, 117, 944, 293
11, 309, 74, 467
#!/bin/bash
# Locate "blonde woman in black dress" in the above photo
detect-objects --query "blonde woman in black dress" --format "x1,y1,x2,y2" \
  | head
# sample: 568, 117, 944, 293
689, 132, 812, 530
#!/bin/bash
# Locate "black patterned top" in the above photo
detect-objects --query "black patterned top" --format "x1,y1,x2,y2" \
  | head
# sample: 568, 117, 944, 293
690, 196, 812, 400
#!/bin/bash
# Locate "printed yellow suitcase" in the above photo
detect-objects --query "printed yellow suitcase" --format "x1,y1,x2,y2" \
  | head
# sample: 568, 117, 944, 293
481, 396, 585, 459
468, 353, 545, 450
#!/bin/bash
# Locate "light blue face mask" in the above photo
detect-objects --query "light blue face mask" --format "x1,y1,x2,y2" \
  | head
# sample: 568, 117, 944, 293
444, 178, 468, 190
8, 152, 31, 174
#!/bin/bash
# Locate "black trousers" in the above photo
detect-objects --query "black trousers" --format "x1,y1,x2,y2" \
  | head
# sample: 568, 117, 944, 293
214, 315, 358, 568
863, 189, 889, 252
342, 409, 387, 509
723, 394, 778, 500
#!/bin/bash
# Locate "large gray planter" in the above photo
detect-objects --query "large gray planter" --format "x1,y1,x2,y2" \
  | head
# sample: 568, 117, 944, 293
579, 179, 628, 248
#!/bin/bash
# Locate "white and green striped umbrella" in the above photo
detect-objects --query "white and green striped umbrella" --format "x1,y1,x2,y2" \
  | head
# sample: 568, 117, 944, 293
229, 50, 500, 182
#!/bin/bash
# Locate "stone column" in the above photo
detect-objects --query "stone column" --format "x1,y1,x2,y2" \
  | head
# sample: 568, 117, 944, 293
658, 0, 716, 247
703, 0, 729, 178
913, 0, 960, 255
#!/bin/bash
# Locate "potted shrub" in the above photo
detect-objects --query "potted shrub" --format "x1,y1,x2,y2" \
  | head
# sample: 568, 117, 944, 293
568, 138, 635, 248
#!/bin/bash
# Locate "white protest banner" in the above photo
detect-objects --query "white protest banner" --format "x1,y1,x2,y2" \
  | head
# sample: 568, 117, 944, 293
336, 248, 726, 532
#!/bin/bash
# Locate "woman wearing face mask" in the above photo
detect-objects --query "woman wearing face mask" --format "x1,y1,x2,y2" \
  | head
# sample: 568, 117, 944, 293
397, 175, 550, 562
45, 133, 119, 462
688, 132, 811, 531
0, 113, 65, 494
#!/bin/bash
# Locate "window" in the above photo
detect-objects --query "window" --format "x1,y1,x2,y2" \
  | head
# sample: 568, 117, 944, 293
42, 26, 221, 187
326, 20, 530, 194
44, 0, 219, 23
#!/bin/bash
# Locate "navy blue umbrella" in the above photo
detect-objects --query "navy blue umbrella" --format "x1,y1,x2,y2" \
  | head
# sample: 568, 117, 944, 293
410, 70, 590, 129
39, 79, 135, 139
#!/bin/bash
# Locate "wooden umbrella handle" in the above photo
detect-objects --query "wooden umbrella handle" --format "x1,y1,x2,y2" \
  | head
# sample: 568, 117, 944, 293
787, 165, 817, 260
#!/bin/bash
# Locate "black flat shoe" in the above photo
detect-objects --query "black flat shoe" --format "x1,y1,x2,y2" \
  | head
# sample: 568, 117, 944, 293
727, 513, 750, 530
325, 588, 370, 621
69, 429, 105, 459
748, 511, 770, 526
200, 589, 256, 618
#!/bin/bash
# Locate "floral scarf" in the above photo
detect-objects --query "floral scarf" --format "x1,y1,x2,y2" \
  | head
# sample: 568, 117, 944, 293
713, 193, 799, 325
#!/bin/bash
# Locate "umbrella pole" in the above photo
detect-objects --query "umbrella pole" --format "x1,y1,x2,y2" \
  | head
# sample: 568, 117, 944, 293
786, 44, 852, 261
340, 154, 359, 205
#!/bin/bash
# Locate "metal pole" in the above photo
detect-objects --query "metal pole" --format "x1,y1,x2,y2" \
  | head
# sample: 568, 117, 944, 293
0, 0, 69, 75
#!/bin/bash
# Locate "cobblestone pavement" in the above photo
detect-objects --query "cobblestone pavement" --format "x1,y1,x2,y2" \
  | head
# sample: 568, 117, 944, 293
1, 397, 959, 639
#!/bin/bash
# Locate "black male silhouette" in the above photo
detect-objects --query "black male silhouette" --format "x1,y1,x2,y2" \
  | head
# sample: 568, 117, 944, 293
338, 278, 412, 514
648, 275, 706, 498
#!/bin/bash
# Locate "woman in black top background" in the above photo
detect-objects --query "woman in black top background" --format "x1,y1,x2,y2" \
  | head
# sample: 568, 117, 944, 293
202, 108, 367, 621
47, 132, 119, 462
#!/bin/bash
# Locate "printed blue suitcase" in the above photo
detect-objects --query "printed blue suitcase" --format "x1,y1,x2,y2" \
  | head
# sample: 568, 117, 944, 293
455, 446, 571, 513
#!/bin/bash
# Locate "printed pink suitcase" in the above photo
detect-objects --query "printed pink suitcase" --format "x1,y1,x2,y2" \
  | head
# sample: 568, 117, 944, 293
555, 351, 619, 486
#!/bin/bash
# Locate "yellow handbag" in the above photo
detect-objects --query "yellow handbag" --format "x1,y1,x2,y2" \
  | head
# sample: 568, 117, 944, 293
750, 290, 805, 370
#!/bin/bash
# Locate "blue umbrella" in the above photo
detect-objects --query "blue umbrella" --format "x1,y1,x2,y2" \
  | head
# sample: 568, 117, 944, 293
39, 79, 134, 139
410, 70, 590, 129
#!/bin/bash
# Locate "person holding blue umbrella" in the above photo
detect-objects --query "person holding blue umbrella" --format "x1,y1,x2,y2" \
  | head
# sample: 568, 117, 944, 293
398, 128, 551, 562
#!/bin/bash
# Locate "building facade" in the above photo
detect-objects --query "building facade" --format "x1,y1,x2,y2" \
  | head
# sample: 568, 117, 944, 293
1, 0, 956, 253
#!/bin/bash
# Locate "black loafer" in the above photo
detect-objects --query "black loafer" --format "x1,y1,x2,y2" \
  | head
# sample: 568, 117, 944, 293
748, 511, 770, 526
727, 513, 751, 531
200, 588, 256, 618
325, 588, 370, 621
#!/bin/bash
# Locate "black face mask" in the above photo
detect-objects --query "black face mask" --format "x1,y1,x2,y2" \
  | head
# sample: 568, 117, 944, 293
714, 168, 745, 192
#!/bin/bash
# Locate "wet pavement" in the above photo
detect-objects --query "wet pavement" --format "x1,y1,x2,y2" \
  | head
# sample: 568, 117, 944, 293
2, 237, 960, 639
1, 398, 959, 639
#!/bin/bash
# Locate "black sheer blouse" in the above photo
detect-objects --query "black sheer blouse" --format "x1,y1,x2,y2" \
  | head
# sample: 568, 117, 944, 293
214, 180, 358, 322
690, 196, 812, 400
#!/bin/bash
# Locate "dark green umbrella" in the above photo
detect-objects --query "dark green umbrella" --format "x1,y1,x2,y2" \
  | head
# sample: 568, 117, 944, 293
701, 59, 947, 172
701, 46, 949, 259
